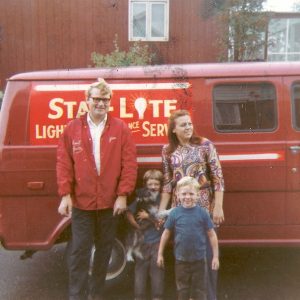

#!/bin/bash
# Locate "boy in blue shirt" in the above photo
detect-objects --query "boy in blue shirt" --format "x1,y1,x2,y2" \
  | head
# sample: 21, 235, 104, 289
157, 176, 219, 300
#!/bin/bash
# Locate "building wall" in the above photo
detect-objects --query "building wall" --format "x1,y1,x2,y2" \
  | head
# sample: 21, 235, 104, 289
0, 0, 221, 90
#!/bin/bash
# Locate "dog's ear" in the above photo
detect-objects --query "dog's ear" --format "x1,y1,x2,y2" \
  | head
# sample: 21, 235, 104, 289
135, 188, 145, 203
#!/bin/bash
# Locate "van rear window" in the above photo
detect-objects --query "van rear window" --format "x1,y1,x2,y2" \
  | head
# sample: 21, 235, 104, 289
213, 83, 277, 132
292, 84, 300, 130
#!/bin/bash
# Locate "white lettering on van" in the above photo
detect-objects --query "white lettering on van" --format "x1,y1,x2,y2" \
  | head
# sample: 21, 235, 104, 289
48, 98, 90, 120
118, 98, 178, 119
64, 101, 77, 118
148, 100, 163, 117
35, 124, 66, 139
142, 121, 168, 137
164, 100, 177, 117
128, 121, 140, 130
120, 97, 133, 118
48, 98, 64, 119
76, 101, 89, 118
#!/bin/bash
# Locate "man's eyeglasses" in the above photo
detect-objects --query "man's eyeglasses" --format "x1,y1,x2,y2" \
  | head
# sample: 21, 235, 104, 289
89, 97, 111, 104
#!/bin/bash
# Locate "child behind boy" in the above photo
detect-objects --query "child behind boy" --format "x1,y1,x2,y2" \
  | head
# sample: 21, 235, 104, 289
126, 169, 165, 300
157, 176, 219, 300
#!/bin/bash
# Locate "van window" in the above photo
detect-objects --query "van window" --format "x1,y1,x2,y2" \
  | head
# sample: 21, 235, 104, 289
213, 83, 277, 132
292, 83, 300, 130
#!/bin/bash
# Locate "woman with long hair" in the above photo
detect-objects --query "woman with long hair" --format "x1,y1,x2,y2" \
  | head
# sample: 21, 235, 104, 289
159, 109, 225, 300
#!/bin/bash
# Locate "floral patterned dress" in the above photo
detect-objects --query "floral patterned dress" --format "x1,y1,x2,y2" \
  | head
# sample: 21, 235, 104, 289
162, 138, 225, 213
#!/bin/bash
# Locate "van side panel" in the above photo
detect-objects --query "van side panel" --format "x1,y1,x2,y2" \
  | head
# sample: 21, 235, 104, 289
200, 76, 296, 244
0, 82, 31, 246
0, 81, 65, 249
0, 82, 30, 145
283, 77, 300, 228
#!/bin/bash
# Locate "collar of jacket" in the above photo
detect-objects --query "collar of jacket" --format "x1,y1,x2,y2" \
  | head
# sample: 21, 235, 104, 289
81, 112, 112, 128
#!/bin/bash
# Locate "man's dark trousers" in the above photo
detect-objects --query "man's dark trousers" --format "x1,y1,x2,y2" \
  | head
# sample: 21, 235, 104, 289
68, 207, 117, 300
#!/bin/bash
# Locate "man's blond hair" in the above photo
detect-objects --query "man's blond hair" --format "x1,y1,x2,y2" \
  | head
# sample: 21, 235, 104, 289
176, 176, 200, 191
85, 78, 112, 99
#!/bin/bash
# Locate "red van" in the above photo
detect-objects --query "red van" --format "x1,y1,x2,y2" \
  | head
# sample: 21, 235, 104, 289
1, 62, 300, 284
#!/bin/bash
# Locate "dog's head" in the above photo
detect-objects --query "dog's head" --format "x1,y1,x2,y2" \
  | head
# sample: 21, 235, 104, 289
135, 188, 159, 219
136, 188, 157, 205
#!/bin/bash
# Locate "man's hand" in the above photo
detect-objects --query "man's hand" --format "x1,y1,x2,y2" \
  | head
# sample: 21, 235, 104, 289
113, 195, 127, 216
58, 194, 72, 217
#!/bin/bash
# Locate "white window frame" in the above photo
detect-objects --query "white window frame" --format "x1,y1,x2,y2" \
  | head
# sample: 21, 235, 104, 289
267, 18, 300, 61
128, 0, 169, 41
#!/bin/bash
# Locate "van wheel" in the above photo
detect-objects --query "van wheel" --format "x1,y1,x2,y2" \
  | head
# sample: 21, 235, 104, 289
90, 238, 132, 288
65, 238, 132, 288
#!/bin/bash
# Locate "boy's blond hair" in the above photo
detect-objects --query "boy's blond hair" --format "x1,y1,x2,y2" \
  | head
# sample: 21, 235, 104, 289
176, 176, 200, 191
143, 169, 163, 186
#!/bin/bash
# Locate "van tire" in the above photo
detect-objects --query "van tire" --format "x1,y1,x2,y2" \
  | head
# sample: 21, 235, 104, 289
65, 238, 133, 289
94, 238, 133, 289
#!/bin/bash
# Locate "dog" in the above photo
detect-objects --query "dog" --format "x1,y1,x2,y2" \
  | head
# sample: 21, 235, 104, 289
126, 188, 172, 261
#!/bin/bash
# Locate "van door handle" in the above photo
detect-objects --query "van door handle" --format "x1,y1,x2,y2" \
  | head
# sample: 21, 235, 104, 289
27, 181, 44, 190
289, 145, 300, 151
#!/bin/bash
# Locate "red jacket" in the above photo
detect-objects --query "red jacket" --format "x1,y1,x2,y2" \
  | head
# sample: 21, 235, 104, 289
56, 113, 137, 210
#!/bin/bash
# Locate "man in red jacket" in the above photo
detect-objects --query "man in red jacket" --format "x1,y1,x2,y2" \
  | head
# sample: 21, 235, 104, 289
57, 78, 137, 300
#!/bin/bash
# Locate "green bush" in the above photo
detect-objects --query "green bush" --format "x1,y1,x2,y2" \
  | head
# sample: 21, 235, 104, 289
91, 35, 156, 67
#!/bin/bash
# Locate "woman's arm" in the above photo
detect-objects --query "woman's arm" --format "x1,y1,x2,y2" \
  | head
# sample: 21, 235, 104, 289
213, 191, 224, 225
207, 141, 225, 225
159, 192, 171, 211
160, 146, 173, 211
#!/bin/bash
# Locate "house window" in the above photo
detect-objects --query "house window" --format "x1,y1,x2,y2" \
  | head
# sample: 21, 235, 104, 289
213, 83, 277, 132
268, 18, 300, 61
129, 0, 169, 41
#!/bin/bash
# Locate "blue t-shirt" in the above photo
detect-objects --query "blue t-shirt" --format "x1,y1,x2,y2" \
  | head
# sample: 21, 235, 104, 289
164, 205, 214, 262
128, 191, 163, 244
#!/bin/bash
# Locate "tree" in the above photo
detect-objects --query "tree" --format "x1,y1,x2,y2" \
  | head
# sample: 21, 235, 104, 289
216, 0, 269, 62
91, 34, 156, 67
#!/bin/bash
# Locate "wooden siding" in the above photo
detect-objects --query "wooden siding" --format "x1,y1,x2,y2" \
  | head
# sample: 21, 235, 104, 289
0, 0, 221, 90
